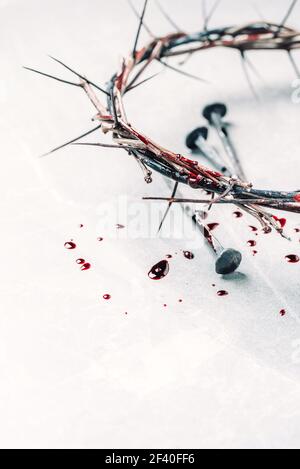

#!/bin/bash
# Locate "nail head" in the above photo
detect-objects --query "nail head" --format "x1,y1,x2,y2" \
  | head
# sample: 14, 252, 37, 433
203, 103, 227, 124
185, 127, 208, 150
215, 248, 242, 275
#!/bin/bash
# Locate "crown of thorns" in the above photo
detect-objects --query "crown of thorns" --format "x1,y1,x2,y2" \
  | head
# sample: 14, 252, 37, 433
25, 0, 300, 243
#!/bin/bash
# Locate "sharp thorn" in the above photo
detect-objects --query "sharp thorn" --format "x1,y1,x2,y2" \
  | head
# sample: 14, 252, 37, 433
127, 0, 154, 37
23, 66, 81, 87
204, 0, 222, 30
40, 124, 102, 158
155, 0, 182, 32
280, 0, 298, 29
240, 51, 260, 101
126, 72, 161, 92
288, 50, 300, 78
158, 182, 179, 233
250, 2, 266, 22
158, 59, 210, 84
132, 0, 149, 60
72, 142, 132, 150
48, 55, 109, 96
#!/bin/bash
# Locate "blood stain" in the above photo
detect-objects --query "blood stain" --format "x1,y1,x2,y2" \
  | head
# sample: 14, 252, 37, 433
217, 290, 229, 297
183, 251, 195, 260
249, 226, 258, 232
80, 263, 91, 271
253, 250, 258, 256
280, 309, 286, 317
166, 255, 173, 259
64, 241, 76, 250
233, 211, 243, 218
285, 255, 300, 264
148, 260, 170, 280
97, 237, 104, 242
103, 294, 111, 300
247, 240, 257, 247
207, 223, 219, 231
76, 259, 85, 265
272, 216, 287, 228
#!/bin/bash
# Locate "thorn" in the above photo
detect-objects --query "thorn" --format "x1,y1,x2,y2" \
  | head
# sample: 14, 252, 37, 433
127, 0, 154, 37
243, 53, 264, 84
202, 0, 208, 31
126, 72, 161, 92
132, 0, 150, 60
72, 142, 132, 150
48, 56, 109, 96
205, 0, 222, 30
158, 59, 210, 83
23, 66, 81, 87
40, 124, 102, 158
240, 51, 260, 101
288, 50, 300, 78
158, 182, 179, 233
155, 0, 182, 32
109, 89, 119, 127
250, 2, 266, 22
280, 0, 298, 29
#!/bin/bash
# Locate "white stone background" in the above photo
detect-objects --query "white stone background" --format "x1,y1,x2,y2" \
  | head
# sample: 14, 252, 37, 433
1, 0, 300, 449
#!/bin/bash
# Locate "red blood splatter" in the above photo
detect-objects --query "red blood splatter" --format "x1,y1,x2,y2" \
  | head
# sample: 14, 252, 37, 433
80, 263, 91, 271
79, 224, 84, 229
207, 223, 220, 231
179, 299, 183, 303
295, 228, 300, 233
233, 211, 243, 218
103, 294, 111, 300
148, 260, 170, 280
272, 216, 287, 228
249, 226, 258, 232
280, 309, 286, 317
285, 255, 300, 264
253, 250, 258, 256
76, 259, 85, 265
183, 251, 195, 260
293, 193, 300, 202
64, 241, 76, 250
166, 254, 173, 259
217, 290, 229, 297
247, 240, 257, 247
97, 237, 104, 242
